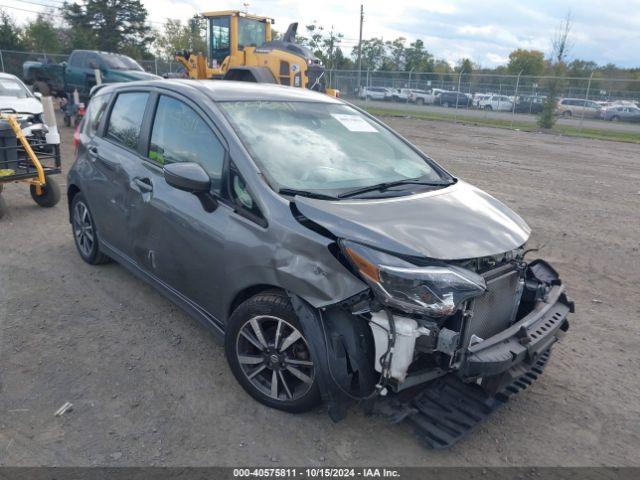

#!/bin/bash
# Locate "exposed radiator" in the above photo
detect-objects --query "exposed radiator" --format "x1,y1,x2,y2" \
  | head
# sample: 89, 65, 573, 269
467, 265, 522, 341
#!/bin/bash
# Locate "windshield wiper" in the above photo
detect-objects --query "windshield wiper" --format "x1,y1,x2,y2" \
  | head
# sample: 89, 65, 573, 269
337, 177, 454, 198
278, 188, 338, 200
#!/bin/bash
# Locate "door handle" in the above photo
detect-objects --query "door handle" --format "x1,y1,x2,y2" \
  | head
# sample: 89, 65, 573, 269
87, 146, 99, 160
133, 177, 153, 193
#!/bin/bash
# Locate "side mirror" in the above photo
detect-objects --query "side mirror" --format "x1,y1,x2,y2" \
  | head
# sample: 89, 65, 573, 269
164, 162, 210, 192
163, 162, 217, 212
34, 91, 43, 100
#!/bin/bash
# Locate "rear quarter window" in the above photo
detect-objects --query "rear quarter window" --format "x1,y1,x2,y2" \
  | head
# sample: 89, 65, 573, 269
106, 92, 149, 150
83, 93, 111, 136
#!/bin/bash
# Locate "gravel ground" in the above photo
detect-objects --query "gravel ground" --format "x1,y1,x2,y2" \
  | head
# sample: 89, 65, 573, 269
0, 117, 639, 466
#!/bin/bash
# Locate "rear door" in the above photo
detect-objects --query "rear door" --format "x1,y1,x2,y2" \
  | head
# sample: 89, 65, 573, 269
127, 92, 230, 316
89, 90, 151, 256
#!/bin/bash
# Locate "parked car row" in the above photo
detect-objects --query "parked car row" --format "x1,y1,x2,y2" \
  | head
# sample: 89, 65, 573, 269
356, 87, 640, 122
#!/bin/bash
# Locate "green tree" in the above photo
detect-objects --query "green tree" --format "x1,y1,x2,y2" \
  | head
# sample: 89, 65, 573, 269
23, 14, 62, 53
63, 0, 152, 57
567, 59, 597, 78
539, 14, 572, 129
299, 24, 345, 70
351, 37, 385, 70
456, 57, 474, 74
507, 49, 545, 76
0, 9, 23, 50
384, 37, 406, 71
154, 17, 206, 61
404, 39, 434, 72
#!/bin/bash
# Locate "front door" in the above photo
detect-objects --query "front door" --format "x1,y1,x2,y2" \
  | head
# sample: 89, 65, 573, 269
129, 93, 230, 318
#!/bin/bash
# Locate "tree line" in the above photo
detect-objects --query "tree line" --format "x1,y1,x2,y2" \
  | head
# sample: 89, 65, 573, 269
0, 0, 638, 85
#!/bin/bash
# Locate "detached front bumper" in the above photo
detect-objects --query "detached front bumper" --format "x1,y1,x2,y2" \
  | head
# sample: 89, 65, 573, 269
460, 283, 573, 379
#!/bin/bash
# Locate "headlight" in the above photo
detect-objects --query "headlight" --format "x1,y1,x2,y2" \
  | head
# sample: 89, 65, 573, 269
341, 240, 486, 317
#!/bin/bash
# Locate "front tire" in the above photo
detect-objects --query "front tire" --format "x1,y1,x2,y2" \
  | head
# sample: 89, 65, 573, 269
225, 291, 321, 413
71, 193, 111, 265
30, 177, 60, 207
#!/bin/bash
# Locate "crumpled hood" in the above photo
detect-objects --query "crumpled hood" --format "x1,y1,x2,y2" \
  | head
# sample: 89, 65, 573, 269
294, 180, 531, 260
105, 70, 160, 82
0, 96, 42, 115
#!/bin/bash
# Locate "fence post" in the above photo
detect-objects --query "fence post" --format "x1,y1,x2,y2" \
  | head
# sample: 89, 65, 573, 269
0, 49, 4, 72
154, 58, 158, 75
511, 69, 523, 128
579, 71, 594, 132
454, 73, 462, 123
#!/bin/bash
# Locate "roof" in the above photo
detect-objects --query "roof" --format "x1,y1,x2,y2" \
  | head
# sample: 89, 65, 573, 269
0, 72, 19, 79
201, 10, 273, 22
97, 79, 342, 104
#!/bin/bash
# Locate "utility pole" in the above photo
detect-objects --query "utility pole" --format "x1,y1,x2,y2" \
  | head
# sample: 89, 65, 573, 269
356, 4, 364, 92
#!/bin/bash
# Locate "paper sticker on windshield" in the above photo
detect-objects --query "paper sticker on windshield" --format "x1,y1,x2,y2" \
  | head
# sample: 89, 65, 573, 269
331, 114, 378, 132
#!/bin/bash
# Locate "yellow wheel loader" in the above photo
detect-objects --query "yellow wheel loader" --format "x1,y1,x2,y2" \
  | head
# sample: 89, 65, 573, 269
175, 10, 339, 97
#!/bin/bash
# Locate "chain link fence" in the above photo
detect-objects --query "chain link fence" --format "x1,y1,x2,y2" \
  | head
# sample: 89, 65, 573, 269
327, 69, 640, 102
2, 49, 639, 129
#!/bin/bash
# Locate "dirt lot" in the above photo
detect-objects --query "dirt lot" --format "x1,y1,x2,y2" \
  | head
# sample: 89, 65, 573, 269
1, 118, 639, 466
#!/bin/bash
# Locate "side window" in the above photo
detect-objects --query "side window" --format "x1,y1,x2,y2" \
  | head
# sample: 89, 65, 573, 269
106, 92, 149, 150
69, 52, 84, 68
149, 96, 225, 190
83, 93, 111, 136
228, 164, 264, 225
86, 53, 99, 69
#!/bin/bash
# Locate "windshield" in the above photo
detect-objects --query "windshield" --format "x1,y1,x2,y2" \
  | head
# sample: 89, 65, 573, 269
0, 77, 32, 98
101, 54, 143, 71
220, 101, 451, 196
238, 18, 266, 50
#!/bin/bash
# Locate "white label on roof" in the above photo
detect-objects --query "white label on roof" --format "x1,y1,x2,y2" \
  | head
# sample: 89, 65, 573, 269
331, 114, 378, 132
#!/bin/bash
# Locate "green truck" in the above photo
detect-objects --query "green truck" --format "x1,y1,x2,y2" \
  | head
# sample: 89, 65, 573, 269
23, 50, 160, 100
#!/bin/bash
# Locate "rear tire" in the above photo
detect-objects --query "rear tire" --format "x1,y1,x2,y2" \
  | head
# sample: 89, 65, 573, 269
71, 193, 111, 265
610, 116, 620, 122
30, 177, 60, 207
225, 291, 321, 413
563, 110, 572, 117
443, 101, 450, 108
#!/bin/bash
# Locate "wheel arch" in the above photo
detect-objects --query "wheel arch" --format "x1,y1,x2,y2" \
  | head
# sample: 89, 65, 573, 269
228, 284, 285, 318
67, 183, 81, 222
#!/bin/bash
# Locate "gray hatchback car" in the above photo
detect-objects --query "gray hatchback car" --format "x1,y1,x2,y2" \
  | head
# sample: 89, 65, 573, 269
68, 80, 572, 447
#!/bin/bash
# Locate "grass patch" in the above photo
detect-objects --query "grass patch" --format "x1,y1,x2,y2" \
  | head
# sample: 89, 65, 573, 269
362, 106, 640, 144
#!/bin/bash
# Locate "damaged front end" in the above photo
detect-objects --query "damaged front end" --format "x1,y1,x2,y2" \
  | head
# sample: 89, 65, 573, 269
290, 240, 573, 448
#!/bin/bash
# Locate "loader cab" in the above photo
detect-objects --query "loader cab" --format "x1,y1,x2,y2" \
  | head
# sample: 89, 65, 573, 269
204, 11, 273, 67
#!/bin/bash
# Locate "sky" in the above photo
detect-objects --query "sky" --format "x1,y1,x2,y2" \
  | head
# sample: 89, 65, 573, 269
4, 0, 640, 68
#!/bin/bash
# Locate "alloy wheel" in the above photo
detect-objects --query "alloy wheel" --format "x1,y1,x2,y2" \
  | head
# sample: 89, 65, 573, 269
73, 201, 94, 258
235, 315, 315, 401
